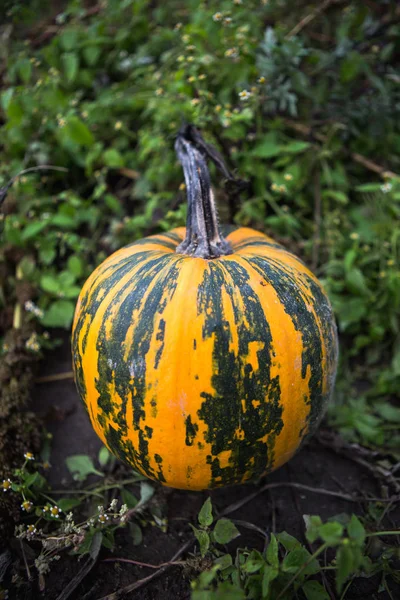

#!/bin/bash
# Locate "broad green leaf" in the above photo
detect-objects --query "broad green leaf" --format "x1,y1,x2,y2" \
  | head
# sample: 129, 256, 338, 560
266, 533, 279, 568
282, 547, 319, 575
213, 518, 240, 544
191, 526, 210, 557
68, 255, 83, 277
262, 565, 279, 598
65, 454, 103, 481
64, 116, 94, 147
121, 488, 138, 509
281, 140, 310, 154
40, 274, 60, 294
57, 497, 81, 511
98, 446, 110, 467
304, 515, 323, 544
318, 521, 344, 545
1, 88, 14, 111
62, 52, 79, 83
276, 531, 300, 551
60, 29, 78, 51
103, 148, 125, 168
347, 515, 366, 545
336, 543, 355, 592
83, 45, 101, 66
214, 554, 232, 570
17, 58, 32, 83
40, 299, 75, 328
242, 557, 264, 574
21, 221, 47, 241
139, 481, 154, 505
129, 522, 143, 545
303, 580, 330, 600
198, 497, 213, 527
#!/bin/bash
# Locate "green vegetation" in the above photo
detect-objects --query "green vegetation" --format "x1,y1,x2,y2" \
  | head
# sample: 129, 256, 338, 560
0, 0, 399, 598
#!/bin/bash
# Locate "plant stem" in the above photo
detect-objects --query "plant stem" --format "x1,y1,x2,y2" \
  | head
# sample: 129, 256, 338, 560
175, 124, 232, 259
276, 542, 330, 600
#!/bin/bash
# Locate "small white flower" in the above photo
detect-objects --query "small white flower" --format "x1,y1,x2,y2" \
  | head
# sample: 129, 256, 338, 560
238, 89, 252, 101
381, 182, 392, 193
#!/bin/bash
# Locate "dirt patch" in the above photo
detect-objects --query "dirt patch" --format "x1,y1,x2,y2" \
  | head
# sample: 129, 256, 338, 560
5, 335, 398, 599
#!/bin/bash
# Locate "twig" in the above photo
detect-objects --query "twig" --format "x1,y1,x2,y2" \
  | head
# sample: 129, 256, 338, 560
56, 531, 102, 600
283, 119, 397, 179
286, 0, 345, 39
19, 540, 32, 581
96, 538, 193, 600
35, 371, 74, 383
219, 481, 397, 519
230, 519, 268, 539
102, 557, 185, 569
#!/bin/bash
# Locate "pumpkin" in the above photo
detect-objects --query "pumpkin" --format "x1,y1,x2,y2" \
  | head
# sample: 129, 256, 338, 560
72, 125, 338, 490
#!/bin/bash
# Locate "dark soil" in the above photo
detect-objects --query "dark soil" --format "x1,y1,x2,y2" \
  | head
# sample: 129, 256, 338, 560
8, 334, 399, 600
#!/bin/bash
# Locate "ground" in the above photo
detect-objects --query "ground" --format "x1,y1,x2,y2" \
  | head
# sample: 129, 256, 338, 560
17, 334, 397, 600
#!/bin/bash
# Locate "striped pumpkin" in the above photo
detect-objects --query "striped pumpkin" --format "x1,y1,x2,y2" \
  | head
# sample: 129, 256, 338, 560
72, 127, 338, 490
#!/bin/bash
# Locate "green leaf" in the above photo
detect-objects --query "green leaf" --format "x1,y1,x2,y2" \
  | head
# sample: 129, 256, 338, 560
57, 497, 81, 511
139, 481, 154, 506
282, 547, 319, 576
62, 52, 79, 83
90, 530, 103, 559
304, 515, 323, 544
242, 557, 264, 574
345, 268, 369, 296
213, 518, 240, 544
281, 140, 310, 154
41, 299, 75, 329
129, 522, 143, 545
40, 274, 60, 294
1, 88, 14, 111
83, 45, 101, 66
198, 497, 213, 528
17, 58, 32, 84
214, 554, 232, 570
65, 454, 103, 481
318, 521, 344, 545
64, 116, 94, 147
121, 488, 138, 509
60, 29, 78, 51
262, 565, 279, 598
276, 531, 300, 551
266, 533, 279, 568
191, 526, 210, 557
103, 148, 125, 168
98, 446, 110, 467
68, 255, 84, 278
252, 132, 281, 158
302, 580, 330, 600
347, 515, 366, 545
21, 221, 47, 241
336, 543, 355, 592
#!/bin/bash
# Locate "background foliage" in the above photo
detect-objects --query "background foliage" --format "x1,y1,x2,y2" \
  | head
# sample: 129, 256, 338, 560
0, 0, 399, 597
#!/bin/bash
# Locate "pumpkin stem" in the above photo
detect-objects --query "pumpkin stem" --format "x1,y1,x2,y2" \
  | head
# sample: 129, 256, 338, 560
175, 125, 233, 259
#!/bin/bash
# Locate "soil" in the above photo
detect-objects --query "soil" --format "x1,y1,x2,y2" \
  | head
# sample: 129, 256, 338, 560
7, 334, 399, 600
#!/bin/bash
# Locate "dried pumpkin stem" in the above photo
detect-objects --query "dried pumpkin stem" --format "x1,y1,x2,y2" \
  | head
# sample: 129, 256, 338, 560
175, 125, 232, 259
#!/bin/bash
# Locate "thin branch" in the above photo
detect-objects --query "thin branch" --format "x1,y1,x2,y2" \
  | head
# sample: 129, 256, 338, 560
283, 119, 397, 179
286, 0, 346, 39
219, 481, 397, 519
96, 538, 193, 600
102, 557, 185, 569
35, 371, 74, 383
